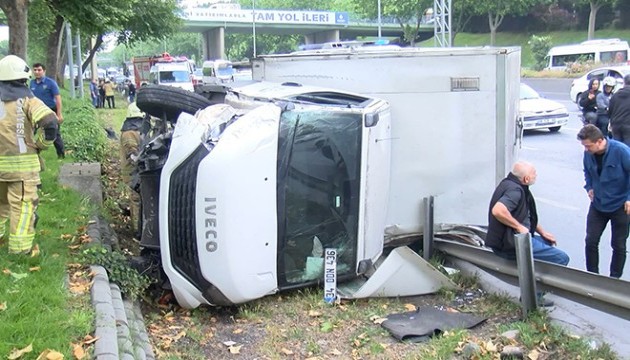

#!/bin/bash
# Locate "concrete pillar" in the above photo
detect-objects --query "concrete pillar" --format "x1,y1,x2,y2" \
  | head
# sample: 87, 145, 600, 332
203, 27, 225, 60
304, 30, 340, 45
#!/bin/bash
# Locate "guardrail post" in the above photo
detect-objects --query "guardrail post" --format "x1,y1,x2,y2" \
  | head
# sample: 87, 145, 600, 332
514, 232, 537, 316
423, 196, 434, 261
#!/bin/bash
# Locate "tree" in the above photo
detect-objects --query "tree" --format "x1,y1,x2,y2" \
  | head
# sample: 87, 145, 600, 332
33, 0, 181, 82
351, 0, 432, 46
578, 0, 615, 39
110, 32, 204, 65
452, 0, 477, 42
473, 0, 547, 45
0, 0, 29, 58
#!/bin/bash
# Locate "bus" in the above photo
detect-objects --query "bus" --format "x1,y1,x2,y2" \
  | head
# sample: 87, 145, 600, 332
546, 38, 629, 70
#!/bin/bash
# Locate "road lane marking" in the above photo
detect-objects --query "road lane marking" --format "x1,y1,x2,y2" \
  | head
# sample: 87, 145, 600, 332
536, 197, 580, 211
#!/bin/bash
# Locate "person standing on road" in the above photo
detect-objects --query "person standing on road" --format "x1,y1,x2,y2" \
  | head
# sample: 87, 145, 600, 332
89, 79, 99, 108
98, 79, 106, 108
0, 55, 59, 254
486, 161, 570, 306
577, 124, 630, 278
103, 79, 115, 108
579, 78, 600, 126
608, 74, 630, 146
30, 63, 65, 159
596, 77, 616, 137
127, 80, 136, 104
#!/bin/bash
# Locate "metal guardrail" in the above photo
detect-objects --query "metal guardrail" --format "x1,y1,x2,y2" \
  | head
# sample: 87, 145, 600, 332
434, 238, 630, 321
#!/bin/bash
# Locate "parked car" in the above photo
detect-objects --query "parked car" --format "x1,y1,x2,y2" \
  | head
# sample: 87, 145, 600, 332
570, 65, 630, 107
520, 83, 569, 132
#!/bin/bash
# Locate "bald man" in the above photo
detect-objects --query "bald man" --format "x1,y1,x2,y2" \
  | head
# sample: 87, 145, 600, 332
486, 162, 569, 305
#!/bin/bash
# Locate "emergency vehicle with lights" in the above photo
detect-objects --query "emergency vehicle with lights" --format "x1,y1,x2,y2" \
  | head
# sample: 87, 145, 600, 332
132, 52, 194, 92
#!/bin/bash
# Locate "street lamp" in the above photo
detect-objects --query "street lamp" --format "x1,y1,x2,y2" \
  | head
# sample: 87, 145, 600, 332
252, 0, 257, 58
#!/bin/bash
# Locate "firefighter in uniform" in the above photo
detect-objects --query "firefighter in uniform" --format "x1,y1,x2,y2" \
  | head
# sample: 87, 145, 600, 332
0, 55, 58, 254
120, 102, 145, 237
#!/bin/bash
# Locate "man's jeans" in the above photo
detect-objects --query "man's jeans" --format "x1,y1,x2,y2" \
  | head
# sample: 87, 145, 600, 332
493, 235, 569, 302
585, 203, 629, 278
493, 235, 570, 266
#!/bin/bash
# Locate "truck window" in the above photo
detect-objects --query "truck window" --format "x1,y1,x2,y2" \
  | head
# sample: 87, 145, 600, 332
276, 110, 362, 287
159, 70, 190, 83
216, 65, 234, 77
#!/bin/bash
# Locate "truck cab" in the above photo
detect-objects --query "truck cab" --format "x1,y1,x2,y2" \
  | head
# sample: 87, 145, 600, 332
152, 81, 391, 307
150, 62, 194, 92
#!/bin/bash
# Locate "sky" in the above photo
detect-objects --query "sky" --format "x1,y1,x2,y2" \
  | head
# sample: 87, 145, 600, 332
0, 26, 8, 42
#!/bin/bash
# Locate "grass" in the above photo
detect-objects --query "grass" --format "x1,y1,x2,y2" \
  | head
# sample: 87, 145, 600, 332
0, 132, 94, 357
0, 87, 128, 359
419, 29, 630, 69
143, 271, 619, 359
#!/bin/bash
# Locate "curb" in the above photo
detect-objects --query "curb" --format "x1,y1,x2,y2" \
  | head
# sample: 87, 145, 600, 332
88, 217, 155, 360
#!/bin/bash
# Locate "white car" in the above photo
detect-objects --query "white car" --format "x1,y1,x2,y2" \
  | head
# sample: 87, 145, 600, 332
569, 65, 630, 106
520, 83, 569, 132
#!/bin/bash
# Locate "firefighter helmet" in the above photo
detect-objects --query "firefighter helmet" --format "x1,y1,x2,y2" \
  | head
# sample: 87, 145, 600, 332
602, 76, 617, 88
0, 55, 31, 81
127, 102, 145, 119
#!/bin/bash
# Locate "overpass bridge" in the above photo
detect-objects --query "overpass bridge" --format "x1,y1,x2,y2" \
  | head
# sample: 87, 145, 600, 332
181, 7, 434, 59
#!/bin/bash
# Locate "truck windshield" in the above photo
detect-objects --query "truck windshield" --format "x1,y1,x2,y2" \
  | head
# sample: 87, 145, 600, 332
159, 70, 190, 83
276, 110, 361, 288
217, 65, 234, 77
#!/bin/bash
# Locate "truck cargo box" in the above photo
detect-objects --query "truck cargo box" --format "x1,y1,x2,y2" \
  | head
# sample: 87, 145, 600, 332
252, 46, 521, 240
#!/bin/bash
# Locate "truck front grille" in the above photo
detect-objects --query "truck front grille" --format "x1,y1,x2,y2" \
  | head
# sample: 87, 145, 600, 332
168, 145, 210, 290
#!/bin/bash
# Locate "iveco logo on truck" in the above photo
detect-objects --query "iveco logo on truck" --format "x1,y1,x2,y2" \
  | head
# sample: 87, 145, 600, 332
204, 197, 218, 252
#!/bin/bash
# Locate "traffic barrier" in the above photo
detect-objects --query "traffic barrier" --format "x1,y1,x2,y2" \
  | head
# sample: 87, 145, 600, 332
434, 238, 630, 321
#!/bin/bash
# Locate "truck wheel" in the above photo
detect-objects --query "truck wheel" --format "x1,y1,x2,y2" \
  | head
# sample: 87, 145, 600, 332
137, 85, 213, 121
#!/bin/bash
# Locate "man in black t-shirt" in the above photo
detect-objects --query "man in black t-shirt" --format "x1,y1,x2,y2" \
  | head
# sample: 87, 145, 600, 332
486, 161, 570, 306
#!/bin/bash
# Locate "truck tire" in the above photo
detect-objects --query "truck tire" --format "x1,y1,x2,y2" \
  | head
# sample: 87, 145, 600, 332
137, 85, 213, 121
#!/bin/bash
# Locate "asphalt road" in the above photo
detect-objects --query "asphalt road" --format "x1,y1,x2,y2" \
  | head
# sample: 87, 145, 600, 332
510, 79, 630, 358
521, 78, 629, 281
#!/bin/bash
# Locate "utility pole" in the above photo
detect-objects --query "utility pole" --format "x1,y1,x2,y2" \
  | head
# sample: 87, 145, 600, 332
65, 22, 75, 98
377, 0, 382, 38
252, 0, 257, 58
433, 0, 452, 47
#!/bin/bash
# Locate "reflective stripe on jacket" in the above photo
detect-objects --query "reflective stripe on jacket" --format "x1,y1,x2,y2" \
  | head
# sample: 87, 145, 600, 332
0, 96, 56, 181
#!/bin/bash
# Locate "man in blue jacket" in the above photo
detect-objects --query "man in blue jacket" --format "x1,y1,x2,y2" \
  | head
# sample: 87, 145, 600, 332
30, 63, 64, 158
577, 124, 630, 278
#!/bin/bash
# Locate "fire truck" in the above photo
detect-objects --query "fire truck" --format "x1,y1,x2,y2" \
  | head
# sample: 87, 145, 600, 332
132, 52, 194, 91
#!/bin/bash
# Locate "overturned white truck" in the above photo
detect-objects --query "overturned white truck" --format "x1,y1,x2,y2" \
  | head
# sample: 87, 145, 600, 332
252, 46, 522, 239
136, 46, 521, 308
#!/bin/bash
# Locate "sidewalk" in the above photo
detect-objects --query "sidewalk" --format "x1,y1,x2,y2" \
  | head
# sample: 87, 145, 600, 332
451, 258, 630, 359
